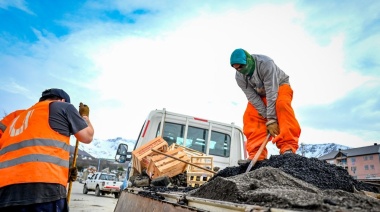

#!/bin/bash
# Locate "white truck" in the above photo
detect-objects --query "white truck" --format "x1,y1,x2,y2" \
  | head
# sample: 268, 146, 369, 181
115, 108, 246, 167
83, 172, 122, 198
113, 108, 250, 211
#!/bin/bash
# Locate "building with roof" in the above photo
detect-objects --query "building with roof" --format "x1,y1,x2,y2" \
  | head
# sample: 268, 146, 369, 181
318, 143, 380, 180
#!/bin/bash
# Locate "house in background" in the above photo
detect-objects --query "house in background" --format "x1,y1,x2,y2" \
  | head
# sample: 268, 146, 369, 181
318, 143, 380, 180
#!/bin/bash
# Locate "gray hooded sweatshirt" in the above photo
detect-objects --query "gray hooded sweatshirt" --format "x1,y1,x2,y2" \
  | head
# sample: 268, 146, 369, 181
235, 54, 289, 121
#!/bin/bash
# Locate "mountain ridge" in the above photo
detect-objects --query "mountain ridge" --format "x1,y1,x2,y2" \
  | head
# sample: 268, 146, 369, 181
70, 137, 351, 159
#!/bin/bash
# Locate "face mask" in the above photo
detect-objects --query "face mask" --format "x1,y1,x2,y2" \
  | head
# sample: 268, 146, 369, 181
240, 51, 255, 76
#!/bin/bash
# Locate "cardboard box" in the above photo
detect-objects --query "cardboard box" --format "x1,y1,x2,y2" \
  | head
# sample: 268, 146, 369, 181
187, 172, 213, 187
131, 137, 168, 174
147, 147, 189, 179
168, 143, 205, 157
187, 156, 214, 187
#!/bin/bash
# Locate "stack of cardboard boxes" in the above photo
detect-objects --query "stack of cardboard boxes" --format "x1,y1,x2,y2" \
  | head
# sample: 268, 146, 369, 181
131, 136, 214, 187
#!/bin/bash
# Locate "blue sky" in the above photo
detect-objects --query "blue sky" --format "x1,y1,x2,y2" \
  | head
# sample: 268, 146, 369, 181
1, 0, 379, 148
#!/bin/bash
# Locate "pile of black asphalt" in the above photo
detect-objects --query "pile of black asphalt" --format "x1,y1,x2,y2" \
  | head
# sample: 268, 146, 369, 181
188, 154, 380, 212
212, 154, 378, 193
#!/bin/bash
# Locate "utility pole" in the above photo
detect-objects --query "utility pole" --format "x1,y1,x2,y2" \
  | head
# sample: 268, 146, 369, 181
301, 143, 305, 157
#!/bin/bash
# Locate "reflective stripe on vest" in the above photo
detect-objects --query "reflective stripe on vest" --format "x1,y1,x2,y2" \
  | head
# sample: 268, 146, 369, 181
0, 138, 70, 156
0, 154, 69, 169
0, 138, 70, 168
0, 101, 70, 188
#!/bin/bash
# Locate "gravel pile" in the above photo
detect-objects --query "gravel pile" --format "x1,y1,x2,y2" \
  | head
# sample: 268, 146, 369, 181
188, 154, 380, 211
190, 166, 380, 211
212, 153, 379, 193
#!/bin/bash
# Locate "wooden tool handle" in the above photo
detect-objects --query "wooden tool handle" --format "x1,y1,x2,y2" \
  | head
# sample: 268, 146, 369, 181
245, 133, 271, 173
67, 139, 80, 204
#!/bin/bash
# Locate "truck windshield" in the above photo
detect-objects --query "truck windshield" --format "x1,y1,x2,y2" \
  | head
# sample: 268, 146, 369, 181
157, 122, 231, 157
100, 174, 117, 181
107, 175, 117, 181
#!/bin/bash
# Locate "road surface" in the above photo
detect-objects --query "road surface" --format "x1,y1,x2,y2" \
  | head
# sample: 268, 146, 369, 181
68, 181, 119, 212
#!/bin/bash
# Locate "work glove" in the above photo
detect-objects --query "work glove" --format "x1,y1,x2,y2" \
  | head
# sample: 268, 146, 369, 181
266, 120, 279, 138
79, 102, 90, 117
68, 167, 78, 182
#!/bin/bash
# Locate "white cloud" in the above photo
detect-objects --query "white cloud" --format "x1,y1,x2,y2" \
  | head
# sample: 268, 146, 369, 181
2, 1, 379, 146
65, 3, 376, 143
0, 0, 34, 15
75, 3, 318, 139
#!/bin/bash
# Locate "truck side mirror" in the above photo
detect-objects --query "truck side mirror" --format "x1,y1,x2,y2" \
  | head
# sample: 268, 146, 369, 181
115, 144, 132, 163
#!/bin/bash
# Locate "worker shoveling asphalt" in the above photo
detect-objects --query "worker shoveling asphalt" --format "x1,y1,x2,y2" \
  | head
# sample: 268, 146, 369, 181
188, 153, 380, 212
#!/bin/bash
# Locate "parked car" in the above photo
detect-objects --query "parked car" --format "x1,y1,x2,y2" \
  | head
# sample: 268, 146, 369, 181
83, 172, 122, 198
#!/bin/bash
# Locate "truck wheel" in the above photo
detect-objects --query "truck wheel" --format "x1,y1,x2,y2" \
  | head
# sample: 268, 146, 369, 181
101, 191, 105, 196
114, 192, 119, 198
83, 184, 88, 194
95, 186, 100, 196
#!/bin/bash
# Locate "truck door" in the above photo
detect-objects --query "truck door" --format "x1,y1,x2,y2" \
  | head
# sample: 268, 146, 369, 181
87, 173, 98, 190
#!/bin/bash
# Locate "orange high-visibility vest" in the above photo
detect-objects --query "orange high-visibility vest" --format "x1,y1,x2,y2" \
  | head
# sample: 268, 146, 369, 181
0, 101, 70, 188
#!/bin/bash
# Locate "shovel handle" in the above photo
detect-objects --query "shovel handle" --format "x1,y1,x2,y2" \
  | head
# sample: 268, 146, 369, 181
245, 133, 271, 173
67, 139, 80, 204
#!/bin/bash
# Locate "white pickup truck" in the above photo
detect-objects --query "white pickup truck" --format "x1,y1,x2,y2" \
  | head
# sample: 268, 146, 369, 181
114, 108, 248, 211
83, 172, 122, 198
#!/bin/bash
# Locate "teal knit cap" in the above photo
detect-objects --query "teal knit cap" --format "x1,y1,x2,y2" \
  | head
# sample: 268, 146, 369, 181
230, 48, 246, 65
230, 48, 255, 76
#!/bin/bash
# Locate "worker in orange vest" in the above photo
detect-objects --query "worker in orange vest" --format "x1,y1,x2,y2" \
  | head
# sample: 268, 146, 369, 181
0, 88, 94, 211
0, 109, 25, 139
230, 48, 301, 161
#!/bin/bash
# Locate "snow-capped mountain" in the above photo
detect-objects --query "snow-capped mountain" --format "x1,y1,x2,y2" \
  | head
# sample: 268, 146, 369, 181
266, 142, 351, 158
296, 143, 351, 158
71, 137, 136, 159
72, 137, 351, 159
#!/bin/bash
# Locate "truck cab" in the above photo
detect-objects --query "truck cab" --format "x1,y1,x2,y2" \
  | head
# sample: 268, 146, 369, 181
115, 108, 246, 183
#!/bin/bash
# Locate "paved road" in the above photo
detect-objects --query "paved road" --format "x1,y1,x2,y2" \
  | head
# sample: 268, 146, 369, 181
67, 181, 119, 212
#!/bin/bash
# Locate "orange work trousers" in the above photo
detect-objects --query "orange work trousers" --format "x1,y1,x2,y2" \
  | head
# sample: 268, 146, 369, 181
243, 84, 301, 160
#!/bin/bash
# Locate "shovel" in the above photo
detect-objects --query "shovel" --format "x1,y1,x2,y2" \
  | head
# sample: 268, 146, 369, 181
67, 102, 89, 204
67, 139, 79, 204
245, 133, 271, 173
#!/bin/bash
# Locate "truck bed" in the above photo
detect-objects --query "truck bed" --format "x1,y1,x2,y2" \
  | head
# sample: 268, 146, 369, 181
114, 188, 292, 212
